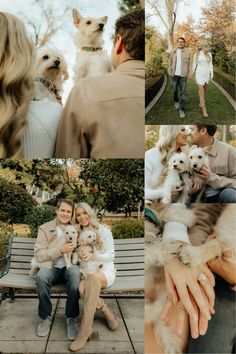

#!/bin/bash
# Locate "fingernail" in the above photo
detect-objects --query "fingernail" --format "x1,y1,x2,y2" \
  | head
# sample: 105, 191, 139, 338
200, 328, 206, 335
192, 332, 198, 339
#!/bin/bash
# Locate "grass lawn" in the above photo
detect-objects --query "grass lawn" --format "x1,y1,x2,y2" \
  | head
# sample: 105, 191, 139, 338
146, 76, 236, 124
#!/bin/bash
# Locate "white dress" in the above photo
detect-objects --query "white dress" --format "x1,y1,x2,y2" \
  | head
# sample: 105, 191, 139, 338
22, 99, 63, 158
92, 224, 116, 288
193, 50, 213, 85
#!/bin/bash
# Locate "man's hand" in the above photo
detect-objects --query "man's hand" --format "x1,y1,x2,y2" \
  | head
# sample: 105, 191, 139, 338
191, 183, 203, 194
60, 242, 74, 254
199, 166, 213, 181
208, 250, 236, 286
188, 75, 193, 80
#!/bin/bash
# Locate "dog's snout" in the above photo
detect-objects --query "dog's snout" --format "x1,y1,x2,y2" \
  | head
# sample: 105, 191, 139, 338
193, 164, 197, 168
173, 164, 178, 169
99, 23, 104, 30
54, 59, 60, 66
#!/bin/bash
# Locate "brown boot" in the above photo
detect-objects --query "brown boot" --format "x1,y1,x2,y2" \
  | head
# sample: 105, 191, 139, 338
199, 89, 208, 117
69, 274, 101, 352
97, 298, 118, 330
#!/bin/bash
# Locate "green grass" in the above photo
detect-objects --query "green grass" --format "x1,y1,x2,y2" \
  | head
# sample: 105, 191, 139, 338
146, 76, 236, 124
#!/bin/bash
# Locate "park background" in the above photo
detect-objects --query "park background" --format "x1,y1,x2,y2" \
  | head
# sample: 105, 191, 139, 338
145, 0, 236, 123
0, 159, 144, 264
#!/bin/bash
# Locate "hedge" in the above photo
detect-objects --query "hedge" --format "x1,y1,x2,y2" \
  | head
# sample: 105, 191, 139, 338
111, 218, 144, 239
24, 205, 56, 238
213, 67, 235, 100
145, 72, 164, 107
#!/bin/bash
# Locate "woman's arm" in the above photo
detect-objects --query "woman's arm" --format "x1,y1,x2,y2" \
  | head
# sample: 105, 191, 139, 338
93, 226, 115, 262
145, 149, 165, 200
192, 53, 197, 74
209, 52, 213, 79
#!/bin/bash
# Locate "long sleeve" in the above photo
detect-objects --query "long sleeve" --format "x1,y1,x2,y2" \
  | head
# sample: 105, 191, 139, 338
93, 226, 115, 262
209, 52, 213, 79
192, 53, 197, 74
34, 227, 62, 262
145, 148, 165, 201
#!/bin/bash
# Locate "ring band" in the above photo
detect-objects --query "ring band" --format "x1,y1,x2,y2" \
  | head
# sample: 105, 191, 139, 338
198, 272, 207, 282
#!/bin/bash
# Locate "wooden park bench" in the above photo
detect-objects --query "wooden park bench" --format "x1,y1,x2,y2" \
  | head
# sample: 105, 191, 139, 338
0, 236, 144, 304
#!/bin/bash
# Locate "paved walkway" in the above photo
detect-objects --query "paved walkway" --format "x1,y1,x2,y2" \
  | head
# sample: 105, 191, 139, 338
0, 295, 144, 354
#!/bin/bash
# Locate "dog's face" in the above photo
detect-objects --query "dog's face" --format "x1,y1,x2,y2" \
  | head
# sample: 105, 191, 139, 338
73, 9, 108, 46
79, 229, 97, 245
35, 47, 69, 83
189, 146, 209, 172
168, 152, 190, 173
64, 225, 78, 247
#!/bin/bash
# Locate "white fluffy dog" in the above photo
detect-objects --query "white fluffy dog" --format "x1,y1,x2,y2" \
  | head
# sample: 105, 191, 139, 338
34, 47, 69, 104
161, 152, 192, 204
72, 228, 103, 278
29, 225, 78, 277
72, 9, 112, 81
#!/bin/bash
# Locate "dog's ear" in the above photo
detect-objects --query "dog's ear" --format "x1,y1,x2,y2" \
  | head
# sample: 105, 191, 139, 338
63, 69, 69, 81
73, 9, 82, 27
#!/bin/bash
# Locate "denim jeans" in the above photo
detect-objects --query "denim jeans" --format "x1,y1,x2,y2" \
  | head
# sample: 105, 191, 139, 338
204, 187, 236, 203
36, 265, 80, 319
172, 75, 187, 111
188, 276, 236, 353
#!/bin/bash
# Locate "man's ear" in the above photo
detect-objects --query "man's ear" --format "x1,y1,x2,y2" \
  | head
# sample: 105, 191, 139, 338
114, 34, 124, 54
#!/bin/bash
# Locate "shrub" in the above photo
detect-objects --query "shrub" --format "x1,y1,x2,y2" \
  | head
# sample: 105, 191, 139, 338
0, 221, 13, 261
0, 177, 35, 223
213, 67, 235, 100
24, 205, 56, 238
111, 219, 144, 239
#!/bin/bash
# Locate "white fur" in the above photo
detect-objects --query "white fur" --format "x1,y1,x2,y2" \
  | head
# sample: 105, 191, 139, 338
161, 152, 192, 204
72, 9, 112, 81
72, 228, 102, 277
34, 47, 69, 103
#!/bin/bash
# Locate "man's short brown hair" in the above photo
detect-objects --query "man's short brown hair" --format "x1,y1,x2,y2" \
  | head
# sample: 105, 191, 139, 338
57, 199, 74, 212
115, 9, 144, 60
196, 124, 217, 136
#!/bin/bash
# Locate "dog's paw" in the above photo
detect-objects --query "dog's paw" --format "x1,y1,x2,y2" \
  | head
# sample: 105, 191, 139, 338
178, 244, 201, 266
162, 197, 171, 204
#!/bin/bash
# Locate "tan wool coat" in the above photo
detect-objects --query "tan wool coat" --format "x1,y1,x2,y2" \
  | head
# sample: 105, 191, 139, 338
55, 59, 145, 158
168, 48, 192, 77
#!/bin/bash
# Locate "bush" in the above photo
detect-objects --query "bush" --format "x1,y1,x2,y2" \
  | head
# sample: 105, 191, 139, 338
0, 221, 13, 261
24, 205, 56, 238
0, 177, 35, 223
111, 219, 144, 239
213, 67, 235, 100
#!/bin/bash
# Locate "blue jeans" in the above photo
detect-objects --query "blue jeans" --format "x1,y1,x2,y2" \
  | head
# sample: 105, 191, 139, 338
188, 276, 236, 353
204, 188, 236, 203
172, 75, 187, 111
36, 266, 80, 319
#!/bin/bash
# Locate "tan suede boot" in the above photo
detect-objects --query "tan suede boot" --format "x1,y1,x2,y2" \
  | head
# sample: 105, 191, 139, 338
69, 274, 101, 352
199, 89, 208, 117
97, 298, 118, 330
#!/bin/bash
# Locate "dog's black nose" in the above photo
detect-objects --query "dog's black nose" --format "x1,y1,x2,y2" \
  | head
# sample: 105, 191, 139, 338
173, 165, 177, 169
54, 59, 60, 66
99, 23, 104, 30
193, 164, 197, 168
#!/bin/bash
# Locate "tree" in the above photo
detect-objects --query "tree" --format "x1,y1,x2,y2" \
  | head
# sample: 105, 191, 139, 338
118, 0, 142, 14
146, 0, 187, 51
174, 16, 199, 48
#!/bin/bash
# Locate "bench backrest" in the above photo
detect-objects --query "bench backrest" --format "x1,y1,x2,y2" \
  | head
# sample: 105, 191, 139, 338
9, 236, 144, 292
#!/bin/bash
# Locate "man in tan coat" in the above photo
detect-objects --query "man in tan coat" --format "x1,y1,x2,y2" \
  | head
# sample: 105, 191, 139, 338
34, 199, 80, 340
168, 37, 192, 118
55, 10, 144, 158
191, 124, 236, 202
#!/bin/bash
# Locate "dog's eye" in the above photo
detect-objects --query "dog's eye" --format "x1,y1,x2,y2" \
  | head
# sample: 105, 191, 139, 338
190, 156, 192, 159
180, 160, 183, 163
42, 55, 49, 60
86, 20, 91, 25
198, 156, 202, 159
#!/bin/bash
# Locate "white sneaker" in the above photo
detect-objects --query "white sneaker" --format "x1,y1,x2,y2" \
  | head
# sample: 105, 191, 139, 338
175, 102, 180, 109
179, 110, 185, 118
37, 316, 51, 337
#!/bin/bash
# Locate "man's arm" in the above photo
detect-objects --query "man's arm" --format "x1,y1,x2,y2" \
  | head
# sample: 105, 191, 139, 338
55, 86, 90, 158
34, 228, 62, 262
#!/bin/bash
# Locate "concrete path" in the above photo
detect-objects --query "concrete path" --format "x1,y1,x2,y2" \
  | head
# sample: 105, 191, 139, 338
0, 295, 144, 354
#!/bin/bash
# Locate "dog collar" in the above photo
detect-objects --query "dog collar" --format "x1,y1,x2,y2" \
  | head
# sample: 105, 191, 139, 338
144, 207, 160, 226
81, 46, 103, 52
34, 77, 62, 104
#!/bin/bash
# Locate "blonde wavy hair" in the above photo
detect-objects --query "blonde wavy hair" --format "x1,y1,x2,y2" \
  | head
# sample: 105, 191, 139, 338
74, 202, 103, 250
157, 125, 184, 166
196, 38, 211, 61
0, 12, 36, 158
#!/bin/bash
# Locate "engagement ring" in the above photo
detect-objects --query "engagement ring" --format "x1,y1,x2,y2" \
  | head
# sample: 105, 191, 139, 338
198, 272, 207, 282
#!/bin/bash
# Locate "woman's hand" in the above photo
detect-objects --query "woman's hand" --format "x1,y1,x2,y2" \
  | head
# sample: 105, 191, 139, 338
164, 258, 215, 327
208, 250, 236, 286
78, 248, 93, 262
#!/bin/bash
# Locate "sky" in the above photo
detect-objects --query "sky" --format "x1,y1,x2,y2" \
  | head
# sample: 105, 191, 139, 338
146, 0, 208, 34
0, 0, 121, 103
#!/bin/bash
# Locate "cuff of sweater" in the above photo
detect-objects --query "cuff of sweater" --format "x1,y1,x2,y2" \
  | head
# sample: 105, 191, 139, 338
163, 221, 191, 244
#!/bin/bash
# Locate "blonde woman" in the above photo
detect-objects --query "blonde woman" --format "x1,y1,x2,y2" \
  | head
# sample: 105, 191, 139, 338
193, 39, 213, 118
70, 202, 118, 352
145, 125, 191, 202
0, 12, 63, 158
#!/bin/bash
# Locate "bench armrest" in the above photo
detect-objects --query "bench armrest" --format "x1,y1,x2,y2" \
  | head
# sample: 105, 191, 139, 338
0, 235, 13, 279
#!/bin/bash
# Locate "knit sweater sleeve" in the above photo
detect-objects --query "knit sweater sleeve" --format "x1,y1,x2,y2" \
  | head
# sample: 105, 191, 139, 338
145, 148, 165, 200
93, 225, 115, 262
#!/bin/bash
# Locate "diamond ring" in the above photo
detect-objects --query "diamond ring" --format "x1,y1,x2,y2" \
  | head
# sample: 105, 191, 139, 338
198, 272, 207, 282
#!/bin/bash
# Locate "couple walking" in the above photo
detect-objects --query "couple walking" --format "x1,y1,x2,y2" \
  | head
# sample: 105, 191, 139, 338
169, 37, 213, 118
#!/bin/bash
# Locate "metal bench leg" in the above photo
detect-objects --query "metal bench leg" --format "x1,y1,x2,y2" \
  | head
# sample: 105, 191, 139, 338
0, 288, 15, 305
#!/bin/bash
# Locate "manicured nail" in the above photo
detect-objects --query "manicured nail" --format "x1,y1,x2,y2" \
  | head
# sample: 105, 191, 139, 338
200, 328, 207, 335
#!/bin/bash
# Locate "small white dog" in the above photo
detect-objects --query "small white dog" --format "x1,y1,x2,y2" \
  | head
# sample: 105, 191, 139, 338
30, 225, 78, 277
72, 228, 103, 278
161, 152, 192, 204
34, 47, 69, 104
72, 9, 112, 81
